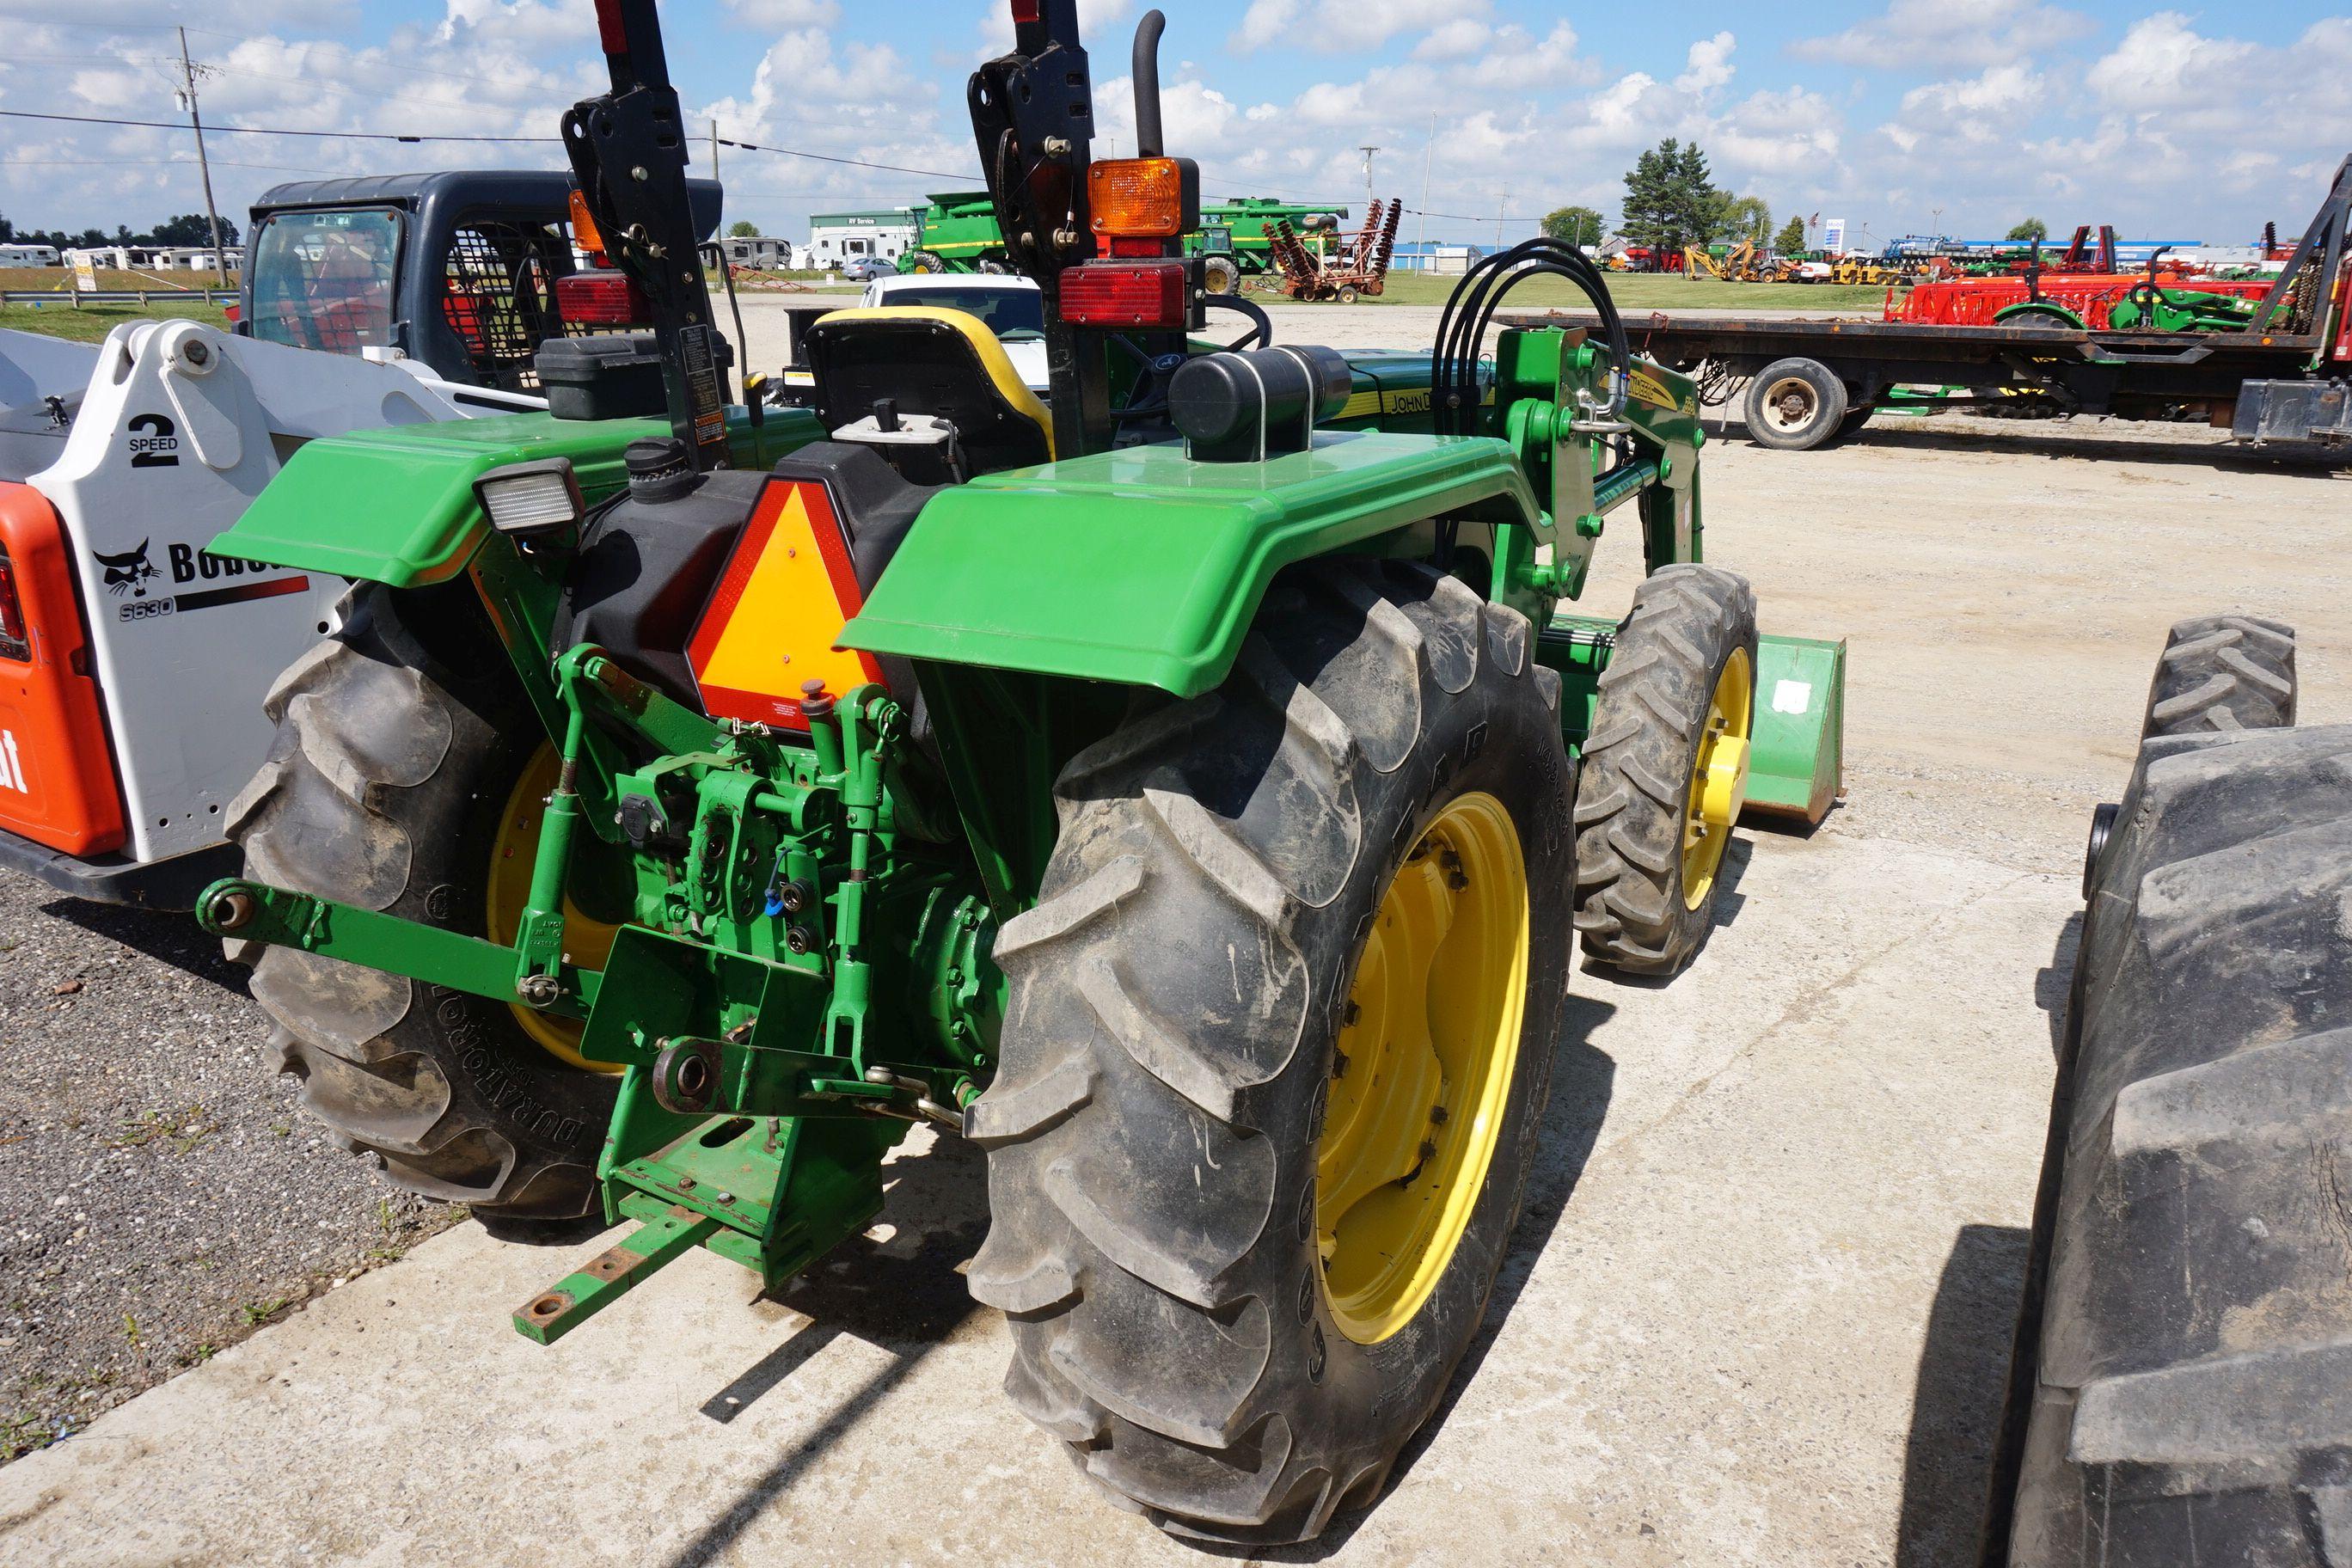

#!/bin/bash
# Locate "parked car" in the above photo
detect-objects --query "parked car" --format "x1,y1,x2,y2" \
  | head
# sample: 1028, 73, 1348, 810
840, 254, 894, 282
856, 273, 1048, 390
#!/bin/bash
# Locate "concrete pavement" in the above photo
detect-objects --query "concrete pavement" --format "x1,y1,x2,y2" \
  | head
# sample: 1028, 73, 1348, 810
0, 829, 2067, 1566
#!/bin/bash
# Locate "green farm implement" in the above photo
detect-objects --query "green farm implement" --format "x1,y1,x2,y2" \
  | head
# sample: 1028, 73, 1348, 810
903, 188, 1348, 288
196, 0, 1841, 1541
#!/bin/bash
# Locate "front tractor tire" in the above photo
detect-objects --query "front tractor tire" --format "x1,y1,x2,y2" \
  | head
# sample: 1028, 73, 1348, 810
225, 586, 619, 1219
1573, 564, 1758, 975
965, 560, 1575, 1543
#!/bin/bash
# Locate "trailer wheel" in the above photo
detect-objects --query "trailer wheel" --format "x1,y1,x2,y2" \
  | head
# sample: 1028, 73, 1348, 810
1743, 357, 1847, 450
1835, 404, 1875, 440
1572, 565, 1758, 975
1203, 255, 1241, 294
224, 585, 621, 1219
968, 559, 1574, 1543
1999, 715, 2352, 1566
2139, 613, 2295, 739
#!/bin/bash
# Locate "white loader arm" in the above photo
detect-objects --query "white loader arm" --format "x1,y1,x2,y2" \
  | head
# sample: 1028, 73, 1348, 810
25, 319, 534, 867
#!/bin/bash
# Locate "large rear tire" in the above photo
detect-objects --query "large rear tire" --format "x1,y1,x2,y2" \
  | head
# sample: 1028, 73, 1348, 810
966, 560, 1575, 1543
1572, 565, 1758, 975
2000, 719, 2352, 1565
224, 585, 619, 1218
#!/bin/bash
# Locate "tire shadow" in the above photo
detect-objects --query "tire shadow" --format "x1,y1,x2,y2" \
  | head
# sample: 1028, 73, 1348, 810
2033, 912, 2082, 1061
1894, 1222, 2032, 1568
38, 894, 251, 995
1249, 1000, 1620, 1560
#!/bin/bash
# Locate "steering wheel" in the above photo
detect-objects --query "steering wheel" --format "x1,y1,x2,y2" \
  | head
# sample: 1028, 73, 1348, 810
1204, 292, 1273, 352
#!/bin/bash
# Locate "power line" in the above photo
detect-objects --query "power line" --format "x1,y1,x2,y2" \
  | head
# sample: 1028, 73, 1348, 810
0, 107, 559, 143
714, 136, 971, 184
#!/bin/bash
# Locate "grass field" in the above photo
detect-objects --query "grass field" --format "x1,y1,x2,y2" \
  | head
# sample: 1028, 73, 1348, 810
1259, 271, 1890, 313
0, 266, 233, 293
0, 301, 232, 343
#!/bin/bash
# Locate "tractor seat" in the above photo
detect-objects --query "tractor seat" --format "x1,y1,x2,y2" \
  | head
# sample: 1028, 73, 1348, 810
803, 307, 1053, 484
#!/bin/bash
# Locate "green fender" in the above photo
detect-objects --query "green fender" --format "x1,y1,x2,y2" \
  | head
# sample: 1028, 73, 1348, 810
840, 431, 1543, 699
209, 408, 824, 587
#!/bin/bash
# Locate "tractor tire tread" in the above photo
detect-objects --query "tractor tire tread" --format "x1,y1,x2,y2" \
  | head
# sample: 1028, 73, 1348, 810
2003, 719, 2352, 1565
2140, 613, 2296, 738
970, 559, 1574, 1544
225, 585, 613, 1218
1571, 564, 1756, 975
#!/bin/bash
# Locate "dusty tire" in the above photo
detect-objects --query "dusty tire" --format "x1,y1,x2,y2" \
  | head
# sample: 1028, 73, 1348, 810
1834, 404, 1875, 440
1999, 720, 2352, 1566
2139, 613, 2295, 739
1573, 564, 1758, 975
966, 559, 1576, 1543
1203, 254, 1241, 294
1743, 356, 1847, 450
225, 585, 616, 1218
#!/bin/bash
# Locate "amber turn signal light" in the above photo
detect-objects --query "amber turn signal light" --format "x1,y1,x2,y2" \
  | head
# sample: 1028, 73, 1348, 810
1088, 157, 1199, 238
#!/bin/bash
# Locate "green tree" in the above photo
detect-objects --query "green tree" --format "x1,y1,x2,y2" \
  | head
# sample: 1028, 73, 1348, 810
2006, 217, 2047, 242
1620, 138, 1722, 256
1541, 205, 1604, 248
727, 218, 761, 238
1712, 193, 1771, 245
147, 213, 240, 247
1773, 215, 1807, 254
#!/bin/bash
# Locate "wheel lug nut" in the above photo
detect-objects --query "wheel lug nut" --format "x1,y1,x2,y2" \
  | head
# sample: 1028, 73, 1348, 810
1330, 1050, 1350, 1080
1429, 1105, 1448, 1125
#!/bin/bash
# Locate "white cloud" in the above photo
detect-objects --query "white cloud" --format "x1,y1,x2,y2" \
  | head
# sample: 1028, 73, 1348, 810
1233, 0, 1482, 55
1792, 0, 2090, 71
1413, 19, 1491, 62
1674, 32, 1736, 95
434, 0, 597, 49
724, 0, 842, 26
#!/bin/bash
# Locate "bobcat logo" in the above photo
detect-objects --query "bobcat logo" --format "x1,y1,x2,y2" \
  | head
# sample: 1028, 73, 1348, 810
95, 539, 159, 597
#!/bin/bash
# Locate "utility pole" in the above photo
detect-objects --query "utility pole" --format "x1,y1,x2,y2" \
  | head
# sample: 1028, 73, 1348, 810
710, 119, 720, 178
1357, 145, 1380, 219
1496, 181, 1509, 248
175, 28, 230, 290
1414, 112, 1434, 267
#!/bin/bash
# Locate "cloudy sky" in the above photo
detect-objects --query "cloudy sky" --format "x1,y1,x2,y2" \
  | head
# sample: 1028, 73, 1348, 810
0, 0, 2344, 251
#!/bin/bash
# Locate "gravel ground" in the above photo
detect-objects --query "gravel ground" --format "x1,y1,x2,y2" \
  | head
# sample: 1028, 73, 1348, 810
0, 885, 461, 1461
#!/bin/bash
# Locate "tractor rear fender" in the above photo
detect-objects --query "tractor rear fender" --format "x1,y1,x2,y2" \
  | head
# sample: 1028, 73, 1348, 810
840, 430, 1543, 699
211, 407, 824, 588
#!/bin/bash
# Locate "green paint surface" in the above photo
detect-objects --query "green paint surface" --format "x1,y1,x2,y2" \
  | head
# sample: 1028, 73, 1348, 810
842, 430, 1540, 698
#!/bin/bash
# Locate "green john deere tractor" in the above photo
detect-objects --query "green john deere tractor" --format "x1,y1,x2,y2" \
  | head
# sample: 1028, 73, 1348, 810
195, 0, 1842, 1541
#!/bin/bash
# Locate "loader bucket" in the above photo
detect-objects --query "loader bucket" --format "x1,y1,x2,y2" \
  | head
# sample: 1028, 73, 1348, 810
1743, 632, 1845, 824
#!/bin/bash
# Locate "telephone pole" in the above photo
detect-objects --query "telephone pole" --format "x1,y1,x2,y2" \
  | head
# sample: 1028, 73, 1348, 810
1495, 181, 1510, 248
1414, 113, 1434, 264
710, 119, 720, 176
175, 28, 230, 290
1357, 145, 1380, 218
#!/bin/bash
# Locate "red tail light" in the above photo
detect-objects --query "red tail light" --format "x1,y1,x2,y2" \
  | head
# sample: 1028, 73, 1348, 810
1059, 261, 1187, 328
0, 544, 28, 661
556, 269, 653, 327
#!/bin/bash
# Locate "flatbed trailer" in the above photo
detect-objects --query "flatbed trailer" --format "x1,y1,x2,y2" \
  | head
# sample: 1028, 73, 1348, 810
1495, 309, 2348, 451
1504, 155, 2352, 453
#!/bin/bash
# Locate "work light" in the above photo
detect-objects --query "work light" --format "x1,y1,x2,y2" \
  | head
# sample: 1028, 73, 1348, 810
475, 458, 586, 537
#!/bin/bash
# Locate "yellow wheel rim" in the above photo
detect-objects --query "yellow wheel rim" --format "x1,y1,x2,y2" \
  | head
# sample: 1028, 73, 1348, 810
485, 745, 623, 1073
1316, 791, 1530, 1345
1682, 648, 1754, 910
